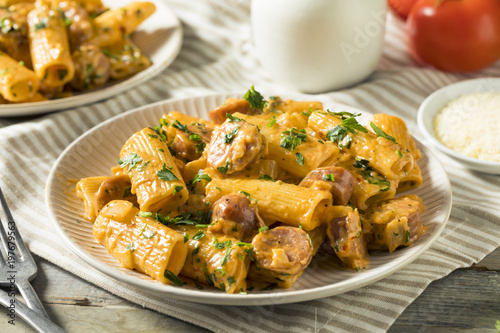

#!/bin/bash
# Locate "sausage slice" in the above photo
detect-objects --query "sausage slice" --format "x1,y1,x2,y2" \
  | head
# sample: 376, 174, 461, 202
252, 226, 313, 275
326, 206, 369, 270
208, 193, 261, 241
207, 119, 266, 175
300, 166, 355, 205
94, 175, 137, 216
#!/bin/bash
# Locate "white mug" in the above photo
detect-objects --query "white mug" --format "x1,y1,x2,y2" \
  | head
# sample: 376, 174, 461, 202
251, 0, 387, 93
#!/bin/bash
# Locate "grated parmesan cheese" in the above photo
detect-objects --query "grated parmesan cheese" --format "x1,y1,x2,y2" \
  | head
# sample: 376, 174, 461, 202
434, 92, 500, 162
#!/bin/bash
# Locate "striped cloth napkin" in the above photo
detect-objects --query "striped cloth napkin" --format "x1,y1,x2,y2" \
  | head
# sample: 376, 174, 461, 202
1, 1, 500, 332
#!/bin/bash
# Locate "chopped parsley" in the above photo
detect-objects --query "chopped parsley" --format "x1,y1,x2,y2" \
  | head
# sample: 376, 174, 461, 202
217, 161, 230, 174
173, 185, 183, 195
189, 133, 201, 141
326, 112, 368, 149
138, 211, 152, 218
164, 269, 183, 286
244, 85, 267, 111
195, 277, 204, 290
63, 17, 72, 27
370, 122, 397, 143
183, 233, 189, 243
296, 152, 304, 167
118, 153, 142, 171
280, 128, 307, 151
188, 169, 212, 191
192, 230, 205, 240
258, 175, 275, 181
227, 276, 236, 286
267, 116, 276, 128
405, 230, 411, 243
157, 163, 179, 181
323, 174, 335, 181
102, 48, 119, 61
213, 238, 232, 266
236, 242, 252, 247
224, 126, 239, 144
172, 120, 188, 132
226, 113, 243, 122
353, 157, 391, 191
34, 18, 49, 31
258, 226, 269, 233
261, 283, 278, 291
397, 149, 403, 158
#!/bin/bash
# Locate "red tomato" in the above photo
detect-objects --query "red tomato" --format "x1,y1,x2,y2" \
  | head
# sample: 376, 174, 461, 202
387, 0, 420, 20
407, 0, 500, 72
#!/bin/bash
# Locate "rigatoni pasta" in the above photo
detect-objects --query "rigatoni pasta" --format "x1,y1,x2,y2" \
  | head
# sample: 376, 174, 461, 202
76, 87, 427, 293
0, 1, 155, 104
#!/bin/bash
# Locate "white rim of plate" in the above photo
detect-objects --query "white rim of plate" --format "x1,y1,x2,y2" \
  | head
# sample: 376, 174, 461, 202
46, 92, 453, 305
0, 0, 183, 117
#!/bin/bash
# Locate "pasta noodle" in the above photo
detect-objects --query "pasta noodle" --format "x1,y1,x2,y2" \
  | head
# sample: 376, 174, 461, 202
76, 88, 428, 293
0, 1, 155, 104
93, 200, 188, 284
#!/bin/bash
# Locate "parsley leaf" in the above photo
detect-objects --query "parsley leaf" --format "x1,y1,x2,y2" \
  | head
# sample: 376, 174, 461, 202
326, 113, 368, 149
157, 163, 179, 181
226, 113, 242, 122
217, 161, 230, 174
224, 126, 239, 144
267, 116, 276, 128
405, 230, 411, 243
296, 152, 304, 167
172, 120, 189, 132
280, 128, 307, 151
188, 169, 212, 191
244, 85, 267, 111
258, 175, 275, 181
173, 185, 183, 195
323, 174, 335, 181
102, 48, 119, 61
370, 122, 397, 143
34, 18, 49, 31
353, 157, 391, 190
192, 230, 205, 240
164, 269, 183, 286
118, 153, 142, 172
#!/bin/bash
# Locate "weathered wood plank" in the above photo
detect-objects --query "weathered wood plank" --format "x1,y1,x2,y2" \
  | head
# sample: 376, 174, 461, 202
389, 269, 500, 332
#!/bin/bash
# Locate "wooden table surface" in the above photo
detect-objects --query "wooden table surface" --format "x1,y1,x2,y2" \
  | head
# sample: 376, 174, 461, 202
1, 247, 499, 332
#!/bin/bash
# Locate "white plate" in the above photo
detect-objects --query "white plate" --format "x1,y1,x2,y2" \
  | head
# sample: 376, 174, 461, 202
46, 92, 452, 305
0, 0, 182, 117
417, 78, 500, 174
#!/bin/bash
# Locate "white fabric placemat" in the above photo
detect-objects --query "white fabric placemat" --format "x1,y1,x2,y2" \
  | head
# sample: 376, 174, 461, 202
1, 1, 499, 332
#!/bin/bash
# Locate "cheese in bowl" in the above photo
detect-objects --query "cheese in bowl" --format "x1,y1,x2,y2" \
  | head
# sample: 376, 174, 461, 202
434, 92, 500, 162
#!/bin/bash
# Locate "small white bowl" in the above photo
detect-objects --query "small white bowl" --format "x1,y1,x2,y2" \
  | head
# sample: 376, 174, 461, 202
417, 78, 500, 174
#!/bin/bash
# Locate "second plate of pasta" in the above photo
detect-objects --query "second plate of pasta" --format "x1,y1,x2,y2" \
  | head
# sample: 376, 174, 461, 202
46, 91, 452, 305
0, 0, 182, 117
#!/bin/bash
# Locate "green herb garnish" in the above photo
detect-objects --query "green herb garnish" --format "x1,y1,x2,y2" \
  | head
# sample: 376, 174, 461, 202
323, 174, 335, 181
118, 153, 142, 171
224, 126, 239, 144
370, 122, 397, 143
280, 128, 307, 151
244, 85, 267, 111
157, 163, 179, 181
217, 161, 230, 174
164, 269, 183, 286
296, 152, 304, 167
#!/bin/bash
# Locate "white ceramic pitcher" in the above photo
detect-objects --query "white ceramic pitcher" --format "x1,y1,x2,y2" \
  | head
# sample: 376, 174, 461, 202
251, 0, 387, 93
